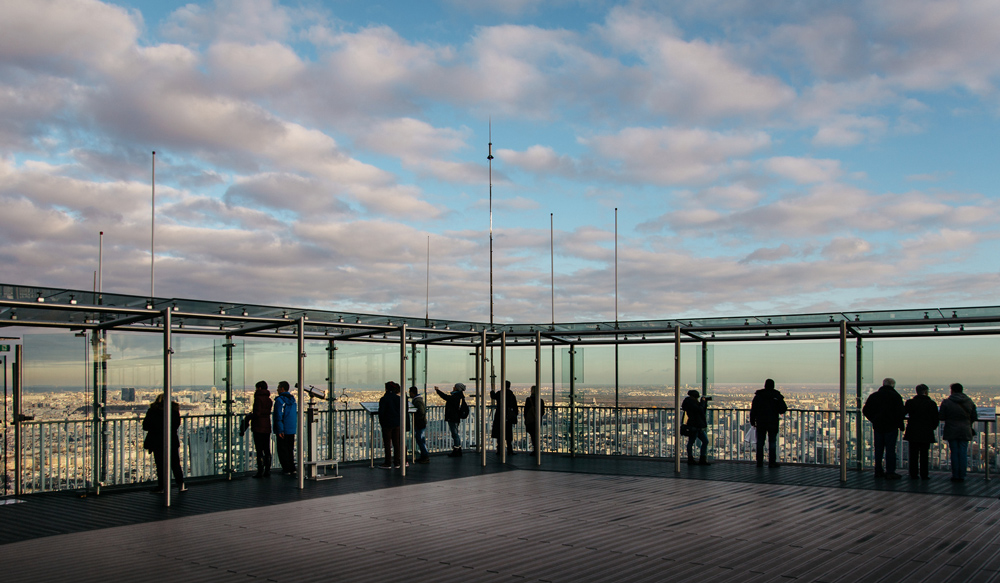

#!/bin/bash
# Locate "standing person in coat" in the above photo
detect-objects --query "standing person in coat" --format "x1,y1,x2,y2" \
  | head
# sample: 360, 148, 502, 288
435, 383, 467, 457
409, 386, 429, 464
682, 389, 711, 466
863, 378, 905, 479
940, 382, 978, 482
750, 379, 787, 468
523, 385, 546, 456
251, 380, 273, 478
378, 382, 403, 469
491, 380, 519, 456
903, 383, 939, 480
271, 381, 297, 477
142, 393, 186, 493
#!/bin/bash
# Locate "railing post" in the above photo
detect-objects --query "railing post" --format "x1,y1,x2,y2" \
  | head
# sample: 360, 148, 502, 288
224, 335, 234, 480
840, 320, 847, 482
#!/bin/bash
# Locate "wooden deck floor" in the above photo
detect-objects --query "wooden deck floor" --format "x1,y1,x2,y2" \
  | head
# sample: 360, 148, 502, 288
3, 456, 1000, 582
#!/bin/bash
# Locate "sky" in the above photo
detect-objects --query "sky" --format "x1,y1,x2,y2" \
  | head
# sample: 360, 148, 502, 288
2, 0, 999, 325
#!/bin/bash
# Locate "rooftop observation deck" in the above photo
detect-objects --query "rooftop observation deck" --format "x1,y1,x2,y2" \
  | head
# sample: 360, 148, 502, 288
3, 456, 1000, 583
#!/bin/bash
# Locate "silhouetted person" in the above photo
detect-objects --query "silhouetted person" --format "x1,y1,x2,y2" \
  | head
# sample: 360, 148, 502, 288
940, 382, 978, 482
750, 379, 787, 468
410, 386, 429, 464
143, 393, 185, 493
251, 380, 273, 478
863, 377, 905, 479
903, 383, 938, 480
682, 389, 710, 465
378, 382, 403, 469
491, 380, 519, 456
436, 383, 467, 457
523, 385, 546, 456
272, 381, 297, 477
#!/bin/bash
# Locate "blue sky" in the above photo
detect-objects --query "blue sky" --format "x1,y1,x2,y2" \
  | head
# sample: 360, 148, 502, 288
2, 0, 999, 323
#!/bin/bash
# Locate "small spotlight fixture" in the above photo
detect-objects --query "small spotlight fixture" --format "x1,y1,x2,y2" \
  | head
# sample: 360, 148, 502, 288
69, 295, 77, 305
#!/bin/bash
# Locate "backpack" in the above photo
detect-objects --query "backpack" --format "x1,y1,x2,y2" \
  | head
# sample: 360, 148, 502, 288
459, 398, 470, 419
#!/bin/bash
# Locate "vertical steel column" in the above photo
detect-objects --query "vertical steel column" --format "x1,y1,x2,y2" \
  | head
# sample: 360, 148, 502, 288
399, 324, 407, 476
162, 308, 173, 507
840, 320, 847, 482
296, 317, 305, 490
674, 326, 681, 473
90, 330, 101, 495
535, 331, 542, 466
327, 340, 336, 460
569, 344, 576, 457
856, 336, 863, 470
225, 335, 233, 480
500, 332, 506, 463
13, 345, 23, 497
481, 330, 488, 467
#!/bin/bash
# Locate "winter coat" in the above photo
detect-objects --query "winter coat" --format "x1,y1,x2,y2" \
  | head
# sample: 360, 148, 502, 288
436, 388, 465, 423
272, 391, 297, 435
378, 390, 401, 428
142, 400, 180, 452
682, 396, 708, 429
523, 395, 546, 431
750, 387, 787, 428
939, 393, 978, 441
903, 394, 939, 443
251, 387, 272, 434
863, 385, 905, 433
411, 395, 427, 431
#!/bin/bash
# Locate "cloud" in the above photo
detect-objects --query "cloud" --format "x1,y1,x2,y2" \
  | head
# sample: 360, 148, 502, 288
812, 114, 887, 146
764, 157, 842, 184
740, 244, 795, 264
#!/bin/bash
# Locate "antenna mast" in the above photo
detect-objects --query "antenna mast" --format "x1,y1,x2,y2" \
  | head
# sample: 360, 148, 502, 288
488, 122, 494, 328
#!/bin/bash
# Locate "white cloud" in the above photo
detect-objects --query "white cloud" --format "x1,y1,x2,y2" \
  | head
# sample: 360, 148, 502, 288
812, 114, 887, 146
765, 157, 842, 184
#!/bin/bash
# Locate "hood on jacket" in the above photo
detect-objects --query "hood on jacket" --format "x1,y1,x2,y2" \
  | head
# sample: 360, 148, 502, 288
947, 392, 972, 405
255, 387, 270, 398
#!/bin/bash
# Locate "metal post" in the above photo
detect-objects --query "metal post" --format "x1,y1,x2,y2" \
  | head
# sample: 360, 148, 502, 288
225, 335, 233, 480
296, 317, 305, 489
674, 326, 682, 472
162, 308, 172, 507
500, 331, 506, 463
399, 324, 407, 476
327, 340, 335, 460
840, 321, 847, 483
856, 336, 863, 470
569, 344, 576, 457
481, 330, 488, 467
13, 345, 23, 497
535, 330, 542, 466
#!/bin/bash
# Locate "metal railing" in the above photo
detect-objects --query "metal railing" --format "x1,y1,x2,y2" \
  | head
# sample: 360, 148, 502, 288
8, 406, 995, 494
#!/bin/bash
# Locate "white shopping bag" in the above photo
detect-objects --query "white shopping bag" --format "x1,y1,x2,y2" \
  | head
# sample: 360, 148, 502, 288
743, 426, 757, 447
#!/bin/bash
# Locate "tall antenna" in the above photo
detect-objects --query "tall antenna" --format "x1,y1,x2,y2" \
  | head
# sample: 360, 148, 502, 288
425, 235, 430, 323
550, 213, 554, 325
98, 231, 104, 305
487, 121, 494, 328
150, 151, 156, 300
615, 208, 618, 323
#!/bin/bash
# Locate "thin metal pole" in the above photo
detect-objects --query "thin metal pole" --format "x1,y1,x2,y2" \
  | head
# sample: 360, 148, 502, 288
856, 337, 863, 470
614, 208, 619, 454
535, 331, 542, 466
550, 212, 555, 441
225, 335, 233, 479
296, 317, 305, 489
481, 329, 488, 467
488, 124, 494, 328
98, 231, 103, 305
674, 325, 681, 473
500, 331, 506, 463
13, 345, 22, 497
569, 344, 575, 457
840, 321, 847, 482
162, 308, 172, 506
425, 236, 430, 322
327, 340, 335, 460
151, 151, 155, 299
399, 324, 407, 476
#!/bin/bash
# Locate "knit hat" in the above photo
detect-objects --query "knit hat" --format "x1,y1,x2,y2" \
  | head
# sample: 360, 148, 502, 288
453, 382, 466, 392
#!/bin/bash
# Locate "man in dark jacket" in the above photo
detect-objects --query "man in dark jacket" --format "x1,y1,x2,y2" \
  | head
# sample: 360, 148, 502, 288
682, 389, 710, 466
863, 377, 905, 479
251, 380, 273, 478
903, 383, 938, 480
491, 380, 519, 456
272, 381, 297, 476
142, 393, 185, 493
940, 382, 978, 482
750, 379, 787, 468
435, 383, 467, 457
409, 386, 429, 464
378, 382, 403, 469
523, 385, 546, 456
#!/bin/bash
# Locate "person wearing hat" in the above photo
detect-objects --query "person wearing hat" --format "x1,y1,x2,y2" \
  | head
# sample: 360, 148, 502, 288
378, 382, 403, 469
681, 389, 710, 466
435, 383, 468, 457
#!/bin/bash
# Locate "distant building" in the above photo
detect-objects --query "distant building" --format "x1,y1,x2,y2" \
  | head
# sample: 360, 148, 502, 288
121, 387, 136, 402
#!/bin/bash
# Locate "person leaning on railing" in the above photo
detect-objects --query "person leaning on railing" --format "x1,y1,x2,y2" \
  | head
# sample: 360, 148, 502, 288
682, 390, 710, 466
939, 382, 978, 483
142, 393, 186, 493
435, 383, 467, 457
250, 380, 273, 478
750, 379, 787, 468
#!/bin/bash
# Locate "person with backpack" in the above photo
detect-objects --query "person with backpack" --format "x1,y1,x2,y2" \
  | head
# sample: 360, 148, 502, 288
750, 379, 788, 468
435, 383, 469, 457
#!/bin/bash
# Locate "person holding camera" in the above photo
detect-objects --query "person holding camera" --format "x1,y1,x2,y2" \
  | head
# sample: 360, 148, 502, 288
682, 390, 711, 466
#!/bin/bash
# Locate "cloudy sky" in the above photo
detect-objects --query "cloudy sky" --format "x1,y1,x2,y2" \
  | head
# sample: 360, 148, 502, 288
2, 0, 998, 324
